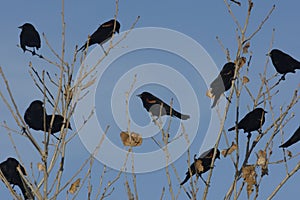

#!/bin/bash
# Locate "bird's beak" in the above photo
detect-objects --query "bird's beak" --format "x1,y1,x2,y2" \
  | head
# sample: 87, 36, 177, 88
18, 25, 23, 29
137, 94, 142, 97
264, 110, 268, 113
266, 52, 270, 56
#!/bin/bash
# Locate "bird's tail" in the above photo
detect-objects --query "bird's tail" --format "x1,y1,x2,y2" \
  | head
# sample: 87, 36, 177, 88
279, 140, 292, 148
295, 61, 300, 69
228, 126, 235, 131
173, 110, 190, 120
77, 43, 86, 52
19, 181, 34, 200
180, 175, 190, 185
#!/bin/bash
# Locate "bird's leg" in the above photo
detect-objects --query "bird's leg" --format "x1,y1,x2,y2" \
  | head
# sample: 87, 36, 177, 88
257, 129, 263, 134
245, 132, 252, 160
247, 132, 252, 140
21, 127, 27, 134
280, 74, 286, 81
225, 95, 231, 103
24, 47, 44, 58
184, 191, 192, 200
200, 175, 210, 187
32, 48, 36, 56
100, 45, 108, 56
51, 133, 61, 141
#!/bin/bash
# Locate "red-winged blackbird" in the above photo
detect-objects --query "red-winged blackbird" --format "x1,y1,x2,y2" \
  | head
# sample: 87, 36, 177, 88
228, 108, 267, 137
0, 157, 34, 200
78, 19, 120, 52
18, 23, 41, 53
269, 49, 300, 80
24, 100, 72, 139
137, 92, 190, 120
180, 148, 220, 185
279, 126, 300, 148
209, 62, 235, 108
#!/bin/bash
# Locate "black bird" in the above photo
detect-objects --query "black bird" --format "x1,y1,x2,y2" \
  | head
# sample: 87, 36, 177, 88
180, 148, 220, 185
78, 19, 120, 52
18, 23, 41, 53
24, 100, 45, 131
209, 62, 235, 108
24, 100, 72, 139
137, 92, 190, 120
269, 49, 300, 80
0, 157, 34, 200
279, 126, 300, 148
228, 108, 267, 137
45, 114, 72, 134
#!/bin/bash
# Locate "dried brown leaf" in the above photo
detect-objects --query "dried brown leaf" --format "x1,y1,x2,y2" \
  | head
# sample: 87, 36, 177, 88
37, 163, 45, 171
256, 150, 269, 177
120, 131, 143, 147
221, 142, 237, 157
243, 42, 250, 54
256, 150, 266, 166
242, 165, 257, 198
69, 178, 81, 194
256, 150, 268, 176
247, 184, 254, 197
237, 57, 246, 69
242, 76, 250, 84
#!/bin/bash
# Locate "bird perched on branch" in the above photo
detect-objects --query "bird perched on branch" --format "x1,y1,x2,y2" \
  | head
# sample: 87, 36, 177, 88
137, 92, 190, 120
0, 157, 34, 200
24, 100, 72, 140
18, 23, 41, 54
228, 108, 267, 137
24, 100, 45, 131
45, 114, 72, 134
78, 19, 120, 52
268, 49, 300, 80
279, 126, 300, 148
180, 148, 220, 186
208, 62, 236, 108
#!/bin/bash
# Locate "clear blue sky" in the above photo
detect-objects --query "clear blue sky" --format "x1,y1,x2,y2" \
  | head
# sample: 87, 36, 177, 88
0, 0, 299, 199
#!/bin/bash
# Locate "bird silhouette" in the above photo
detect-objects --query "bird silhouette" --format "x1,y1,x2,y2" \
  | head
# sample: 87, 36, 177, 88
78, 19, 120, 52
269, 49, 300, 80
209, 62, 235, 108
137, 92, 190, 120
24, 100, 72, 139
45, 114, 72, 134
18, 23, 41, 54
279, 126, 300, 148
180, 148, 220, 186
0, 157, 34, 200
228, 108, 267, 137
24, 100, 45, 131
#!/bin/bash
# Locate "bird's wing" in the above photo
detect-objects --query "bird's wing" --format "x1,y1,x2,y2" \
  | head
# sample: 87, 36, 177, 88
199, 148, 214, 159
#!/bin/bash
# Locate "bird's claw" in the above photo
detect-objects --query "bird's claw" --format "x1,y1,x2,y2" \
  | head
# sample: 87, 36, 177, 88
21, 127, 27, 134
